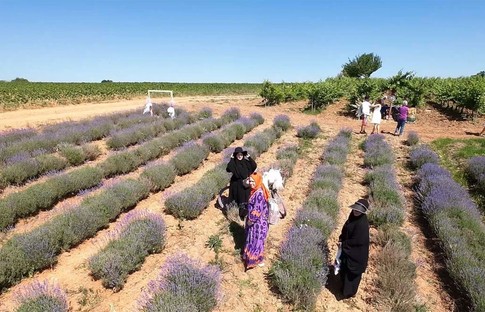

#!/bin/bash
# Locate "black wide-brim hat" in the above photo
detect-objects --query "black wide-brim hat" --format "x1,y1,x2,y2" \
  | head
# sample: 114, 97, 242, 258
349, 199, 369, 214
233, 147, 247, 156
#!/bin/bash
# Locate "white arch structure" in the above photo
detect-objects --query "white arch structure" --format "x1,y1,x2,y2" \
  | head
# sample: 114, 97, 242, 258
147, 90, 174, 102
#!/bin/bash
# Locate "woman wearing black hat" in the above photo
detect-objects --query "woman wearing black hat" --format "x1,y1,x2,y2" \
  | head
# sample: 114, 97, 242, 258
338, 198, 370, 299
226, 147, 257, 219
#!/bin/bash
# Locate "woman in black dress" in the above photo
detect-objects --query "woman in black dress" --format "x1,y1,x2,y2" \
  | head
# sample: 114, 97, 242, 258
226, 147, 257, 219
338, 198, 370, 299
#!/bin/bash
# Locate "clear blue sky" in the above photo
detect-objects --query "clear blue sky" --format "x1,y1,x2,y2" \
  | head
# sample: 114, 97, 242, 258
1, 0, 484, 83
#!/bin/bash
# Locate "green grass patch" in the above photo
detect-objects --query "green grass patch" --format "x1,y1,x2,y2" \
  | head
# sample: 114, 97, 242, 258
431, 138, 485, 209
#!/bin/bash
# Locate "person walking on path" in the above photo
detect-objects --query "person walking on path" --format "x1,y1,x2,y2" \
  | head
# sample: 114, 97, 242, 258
359, 96, 371, 134
167, 101, 176, 119
394, 100, 409, 136
142, 97, 153, 116
226, 147, 257, 219
370, 99, 382, 134
242, 172, 270, 271
338, 198, 370, 299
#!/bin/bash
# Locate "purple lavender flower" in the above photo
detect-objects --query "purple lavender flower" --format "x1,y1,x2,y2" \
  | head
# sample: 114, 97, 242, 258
138, 254, 221, 312
273, 115, 291, 131
296, 121, 321, 139
410, 145, 439, 169
14, 280, 68, 312
467, 156, 485, 190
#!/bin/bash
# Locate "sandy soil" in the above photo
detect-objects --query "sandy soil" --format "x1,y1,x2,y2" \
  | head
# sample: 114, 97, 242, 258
1, 94, 480, 312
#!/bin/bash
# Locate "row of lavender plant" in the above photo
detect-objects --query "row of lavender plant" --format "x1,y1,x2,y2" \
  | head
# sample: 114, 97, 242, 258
0, 108, 235, 231
137, 254, 221, 312
270, 128, 351, 310
0, 109, 168, 164
0, 110, 259, 291
13, 280, 68, 312
164, 113, 271, 220
264, 115, 297, 177
105, 110, 195, 150
0, 128, 37, 147
0, 142, 101, 191
362, 134, 404, 225
88, 211, 166, 290
0, 109, 201, 191
411, 144, 485, 311
363, 134, 417, 311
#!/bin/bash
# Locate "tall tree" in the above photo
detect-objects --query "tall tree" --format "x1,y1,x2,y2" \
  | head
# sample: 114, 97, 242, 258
342, 53, 382, 78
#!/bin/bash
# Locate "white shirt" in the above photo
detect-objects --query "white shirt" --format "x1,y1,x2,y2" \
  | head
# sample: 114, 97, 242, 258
361, 101, 371, 116
167, 106, 175, 119
143, 102, 152, 114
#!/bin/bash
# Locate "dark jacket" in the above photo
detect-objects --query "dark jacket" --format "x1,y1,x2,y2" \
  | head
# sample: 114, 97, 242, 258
226, 156, 257, 205
338, 212, 370, 274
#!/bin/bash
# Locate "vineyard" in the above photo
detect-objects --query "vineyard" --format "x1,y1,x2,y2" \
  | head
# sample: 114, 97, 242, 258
0, 94, 484, 312
2, 76, 484, 117
0, 82, 262, 111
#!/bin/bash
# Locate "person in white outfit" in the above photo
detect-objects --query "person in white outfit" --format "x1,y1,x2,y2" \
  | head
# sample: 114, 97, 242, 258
143, 97, 153, 116
359, 96, 371, 134
167, 101, 176, 119
370, 99, 382, 134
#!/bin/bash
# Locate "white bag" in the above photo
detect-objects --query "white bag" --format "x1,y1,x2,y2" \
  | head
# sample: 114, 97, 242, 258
334, 245, 342, 275
269, 198, 280, 225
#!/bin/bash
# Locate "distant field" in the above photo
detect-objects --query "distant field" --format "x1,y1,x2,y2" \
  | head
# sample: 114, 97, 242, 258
0, 82, 262, 111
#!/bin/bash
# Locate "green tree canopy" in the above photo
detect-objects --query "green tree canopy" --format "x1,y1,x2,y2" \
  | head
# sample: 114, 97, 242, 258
341, 53, 382, 78
11, 77, 29, 83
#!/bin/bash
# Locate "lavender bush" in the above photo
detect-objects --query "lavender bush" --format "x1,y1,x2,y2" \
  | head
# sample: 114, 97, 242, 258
244, 127, 279, 157
375, 242, 416, 311
14, 280, 68, 312
365, 166, 405, 226
89, 211, 166, 290
322, 129, 352, 166
141, 162, 177, 192
296, 121, 321, 139
57, 143, 88, 166
273, 114, 292, 131
0, 115, 113, 164
249, 112, 264, 125
363, 134, 416, 310
106, 116, 182, 150
466, 156, 485, 191
237, 116, 262, 132
406, 131, 419, 146
363, 134, 394, 167
169, 143, 209, 175
218, 125, 238, 147
0, 154, 68, 188
138, 254, 221, 312
270, 226, 327, 310
202, 133, 226, 153
276, 145, 299, 161
0, 128, 37, 147
0, 166, 104, 230
165, 165, 229, 219
198, 107, 213, 119
312, 165, 343, 193
409, 145, 439, 169
221, 107, 240, 123
231, 122, 246, 139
